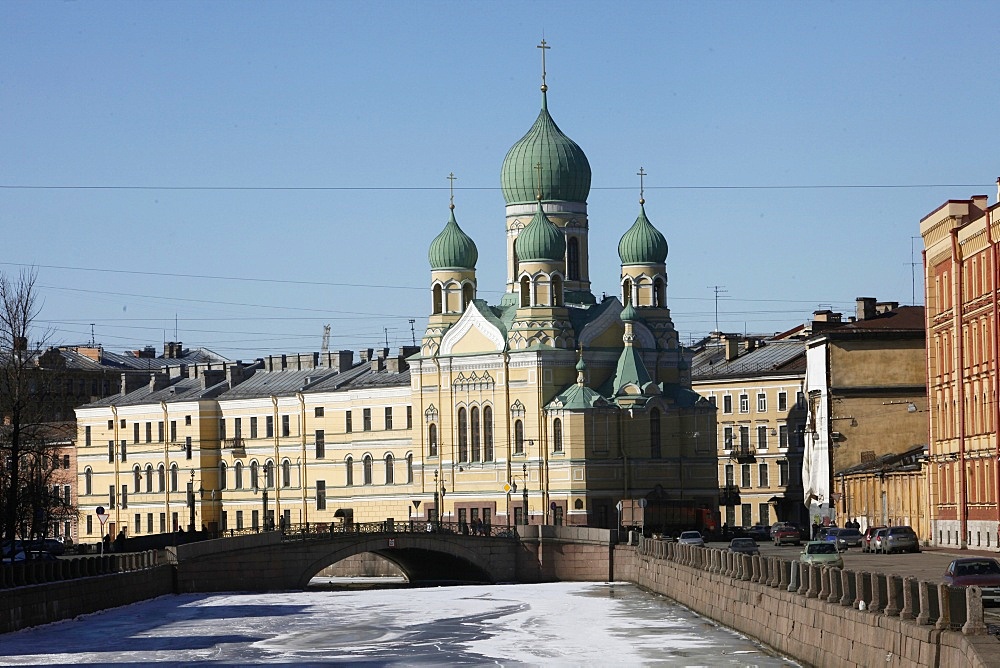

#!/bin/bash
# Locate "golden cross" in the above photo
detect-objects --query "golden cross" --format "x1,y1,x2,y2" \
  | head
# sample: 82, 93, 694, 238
637, 167, 647, 203
537, 39, 549, 90
534, 162, 543, 201
447, 172, 457, 208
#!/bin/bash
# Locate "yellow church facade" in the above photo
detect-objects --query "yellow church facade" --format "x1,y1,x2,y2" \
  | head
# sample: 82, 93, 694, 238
75, 64, 719, 540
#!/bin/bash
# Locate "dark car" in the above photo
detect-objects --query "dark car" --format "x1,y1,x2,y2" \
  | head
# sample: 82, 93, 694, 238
835, 528, 863, 549
746, 525, 770, 542
944, 558, 1000, 606
862, 526, 886, 553
727, 538, 760, 555
881, 526, 919, 554
773, 526, 801, 546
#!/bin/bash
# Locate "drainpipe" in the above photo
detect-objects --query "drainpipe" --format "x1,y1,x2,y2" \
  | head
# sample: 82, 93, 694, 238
988, 189, 1000, 545
952, 226, 968, 548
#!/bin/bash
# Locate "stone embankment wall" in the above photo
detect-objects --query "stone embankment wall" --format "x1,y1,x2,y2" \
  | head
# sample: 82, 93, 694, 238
624, 538, 1000, 668
515, 525, 615, 582
1, 558, 172, 634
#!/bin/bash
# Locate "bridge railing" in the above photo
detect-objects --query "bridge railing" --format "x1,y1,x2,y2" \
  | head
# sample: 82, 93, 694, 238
279, 520, 519, 541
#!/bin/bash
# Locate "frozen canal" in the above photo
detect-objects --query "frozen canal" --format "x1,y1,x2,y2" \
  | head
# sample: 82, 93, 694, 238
1, 581, 797, 666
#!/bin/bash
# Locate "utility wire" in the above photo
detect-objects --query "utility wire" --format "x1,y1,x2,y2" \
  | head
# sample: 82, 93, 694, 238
0, 183, 993, 191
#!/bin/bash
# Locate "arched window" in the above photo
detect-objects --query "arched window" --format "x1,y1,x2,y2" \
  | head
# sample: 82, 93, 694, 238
432, 284, 443, 314
650, 408, 661, 459
462, 283, 474, 310
84, 467, 93, 496
170, 463, 178, 492
363, 455, 373, 485
622, 278, 633, 306
653, 277, 665, 307
251, 461, 259, 491
514, 419, 524, 455
264, 460, 274, 488
406, 453, 414, 483
553, 418, 563, 453
133, 465, 141, 491
567, 237, 580, 281
552, 275, 563, 307
281, 459, 291, 488
471, 406, 481, 462
158, 464, 165, 492
346, 456, 354, 486
428, 423, 438, 457
520, 276, 531, 307
483, 406, 494, 462
457, 407, 468, 462
219, 462, 228, 490
385, 454, 394, 485
235, 461, 243, 489
145, 464, 153, 493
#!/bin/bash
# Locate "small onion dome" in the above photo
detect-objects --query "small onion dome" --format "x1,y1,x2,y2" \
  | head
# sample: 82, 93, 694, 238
515, 201, 566, 262
618, 203, 668, 265
501, 92, 591, 205
620, 302, 638, 322
576, 355, 587, 372
428, 207, 478, 270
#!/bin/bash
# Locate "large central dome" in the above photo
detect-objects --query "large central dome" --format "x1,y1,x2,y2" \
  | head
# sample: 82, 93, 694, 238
500, 91, 591, 205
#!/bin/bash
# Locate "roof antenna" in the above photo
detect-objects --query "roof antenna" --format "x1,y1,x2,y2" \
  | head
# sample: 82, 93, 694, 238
90, 323, 95, 347
409, 319, 416, 346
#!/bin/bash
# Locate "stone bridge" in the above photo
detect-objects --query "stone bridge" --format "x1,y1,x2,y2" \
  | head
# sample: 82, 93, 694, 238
166, 524, 616, 593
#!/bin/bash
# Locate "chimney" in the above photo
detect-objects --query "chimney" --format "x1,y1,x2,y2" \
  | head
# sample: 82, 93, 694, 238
875, 301, 899, 315
378, 347, 389, 360
724, 336, 740, 362
337, 350, 354, 373
200, 369, 226, 389
371, 357, 385, 372
386, 357, 401, 374
149, 372, 171, 392
400, 346, 420, 359
856, 297, 877, 321
359, 348, 374, 363
226, 363, 245, 388
746, 338, 757, 353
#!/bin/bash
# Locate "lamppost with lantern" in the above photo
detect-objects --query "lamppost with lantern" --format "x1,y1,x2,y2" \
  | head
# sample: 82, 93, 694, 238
509, 463, 528, 526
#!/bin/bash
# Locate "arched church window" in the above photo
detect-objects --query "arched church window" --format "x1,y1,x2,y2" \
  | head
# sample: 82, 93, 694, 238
281, 459, 291, 488
552, 275, 563, 307
622, 278, 633, 306
567, 237, 580, 281
458, 407, 468, 462
432, 284, 443, 315
133, 465, 141, 491
471, 407, 481, 462
234, 462, 243, 490
654, 277, 665, 307
385, 454, 394, 485
483, 406, 494, 462
463, 283, 474, 310
345, 456, 354, 486
553, 418, 563, 453
514, 419, 524, 455
650, 408, 661, 459
363, 455, 373, 485
251, 461, 259, 491
428, 423, 438, 457
520, 276, 531, 308
84, 467, 93, 496
158, 464, 165, 492
219, 462, 228, 490
145, 464, 153, 493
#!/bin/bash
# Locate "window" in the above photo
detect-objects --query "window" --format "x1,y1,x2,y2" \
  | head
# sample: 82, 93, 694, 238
250, 416, 258, 439
739, 394, 749, 413
160, 513, 166, 533
471, 407, 481, 461
234, 417, 242, 438
220, 462, 228, 490
723, 395, 733, 414
158, 421, 164, 442
346, 457, 354, 486
236, 510, 244, 530
282, 459, 291, 487
185, 436, 192, 460
779, 460, 789, 486
723, 426, 734, 450
135, 513, 141, 533
133, 466, 141, 491
145, 422, 151, 443
158, 464, 165, 492
757, 393, 766, 413
185, 415, 192, 426
235, 462, 243, 489
757, 425, 768, 450
145, 464, 153, 493
86, 515, 93, 535
345, 411, 352, 433
514, 420, 524, 455
758, 462, 769, 488
85, 425, 91, 447
170, 420, 177, 442
406, 406, 412, 429
363, 455, 373, 485
385, 407, 393, 430
483, 407, 494, 461
385, 454, 394, 485
316, 480, 326, 510
108, 419, 114, 430
266, 415, 274, 438
724, 464, 734, 486
796, 391, 805, 408
406, 453, 413, 483
741, 464, 751, 489
362, 409, 372, 432
170, 464, 178, 492
458, 407, 468, 462
120, 440, 127, 462
84, 468, 93, 495
147, 513, 153, 534
428, 424, 438, 457
133, 422, 140, 443
251, 461, 259, 491
567, 236, 580, 281
742, 505, 752, 527
265, 460, 275, 488
281, 415, 290, 437
553, 417, 564, 453
121, 485, 128, 509
315, 406, 324, 418
778, 391, 788, 412
315, 430, 325, 459
739, 426, 749, 448
758, 503, 770, 526
109, 485, 116, 508
649, 410, 659, 458
779, 425, 788, 448
108, 441, 114, 463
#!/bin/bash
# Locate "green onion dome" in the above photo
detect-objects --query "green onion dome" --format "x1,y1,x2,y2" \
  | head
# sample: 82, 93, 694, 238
620, 302, 638, 322
428, 207, 478, 270
618, 202, 668, 265
515, 201, 566, 262
501, 92, 591, 205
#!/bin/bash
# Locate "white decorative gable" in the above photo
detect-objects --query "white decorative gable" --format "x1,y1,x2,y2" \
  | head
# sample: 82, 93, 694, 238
440, 305, 505, 355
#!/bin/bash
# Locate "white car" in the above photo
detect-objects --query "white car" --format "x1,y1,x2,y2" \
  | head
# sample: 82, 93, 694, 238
677, 531, 705, 547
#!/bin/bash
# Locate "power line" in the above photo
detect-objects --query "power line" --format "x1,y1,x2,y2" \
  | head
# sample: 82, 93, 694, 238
0, 183, 993, 192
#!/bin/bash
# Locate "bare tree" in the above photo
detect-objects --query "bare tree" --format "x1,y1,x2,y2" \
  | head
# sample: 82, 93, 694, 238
0, 269, 73, 553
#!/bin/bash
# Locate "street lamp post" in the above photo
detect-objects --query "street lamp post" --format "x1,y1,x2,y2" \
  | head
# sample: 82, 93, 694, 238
187, 471, 196, 532
522, 463, 529, 525
433, 470, 440, 531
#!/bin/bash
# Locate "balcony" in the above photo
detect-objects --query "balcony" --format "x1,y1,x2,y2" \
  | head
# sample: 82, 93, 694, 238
730, 444, 756, 463
719, 484, 741, 506
224, 437, 246, 456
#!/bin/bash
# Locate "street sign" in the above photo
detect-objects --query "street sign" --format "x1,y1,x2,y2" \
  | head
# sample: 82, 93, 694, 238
387, 538, 396, 548
96, 506, 105, 515
550, 501, 557, 511
503, 483, 512, 493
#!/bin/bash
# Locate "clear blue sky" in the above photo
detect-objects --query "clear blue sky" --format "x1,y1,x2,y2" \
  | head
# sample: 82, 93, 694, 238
4, 1, 999, 359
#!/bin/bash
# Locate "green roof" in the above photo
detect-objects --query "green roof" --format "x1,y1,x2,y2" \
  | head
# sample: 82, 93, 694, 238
500, 91, 591, 205
428, 207, 478, 270
618, 203, 668, 265
515, 201, 566, 262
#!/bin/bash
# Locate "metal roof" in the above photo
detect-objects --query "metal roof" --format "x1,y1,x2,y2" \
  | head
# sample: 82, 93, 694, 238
690, 339, 806, 380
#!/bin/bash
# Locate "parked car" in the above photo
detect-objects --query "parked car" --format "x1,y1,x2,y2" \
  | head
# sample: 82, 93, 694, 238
773, 526, 801, 546
727, 538, 760, 555
799, 541, 844, 569
871, 528, 889, 553
677, 531, 705, 547
862, 526, 886, 553
746, 525, 770, 542
881, 526, 919, 554
943, 558, 1000, 606
835, 528, 863, 549
820, 528, 843, 548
